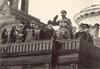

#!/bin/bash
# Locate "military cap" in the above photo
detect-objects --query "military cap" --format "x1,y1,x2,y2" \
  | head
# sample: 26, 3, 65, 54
84, 24, 90, 28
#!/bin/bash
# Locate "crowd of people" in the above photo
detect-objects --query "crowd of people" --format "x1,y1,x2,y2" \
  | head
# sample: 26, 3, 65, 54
1, 10, 99, 44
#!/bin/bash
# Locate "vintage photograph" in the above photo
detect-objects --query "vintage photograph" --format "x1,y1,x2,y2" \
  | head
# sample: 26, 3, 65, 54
0, 0, 100, 69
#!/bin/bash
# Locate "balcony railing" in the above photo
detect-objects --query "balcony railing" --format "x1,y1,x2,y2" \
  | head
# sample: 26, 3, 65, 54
0, 39, 100, 68
0, 39, 81, 57
80, 40, 100, 60
0, 39, 100, 60
58, 39, 80, 54
0, 40, 53, 57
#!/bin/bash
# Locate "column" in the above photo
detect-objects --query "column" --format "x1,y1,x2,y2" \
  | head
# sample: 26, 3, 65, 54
9, 0, 13, 6
21, 0, 29, 13
2, 0, 11, 16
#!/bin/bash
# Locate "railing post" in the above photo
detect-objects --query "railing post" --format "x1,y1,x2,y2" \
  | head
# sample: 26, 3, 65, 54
50, 39, 61, 69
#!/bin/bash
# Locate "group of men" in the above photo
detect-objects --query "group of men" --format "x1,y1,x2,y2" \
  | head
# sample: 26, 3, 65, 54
39, 10, 73, 40
1, 10, 95, 44
1, 24, 26, 43
39, 10, 94, 44
1, 23, 40, 43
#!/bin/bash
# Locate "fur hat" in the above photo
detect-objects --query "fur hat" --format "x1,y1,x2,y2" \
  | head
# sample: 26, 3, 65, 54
47, 20, 53, 25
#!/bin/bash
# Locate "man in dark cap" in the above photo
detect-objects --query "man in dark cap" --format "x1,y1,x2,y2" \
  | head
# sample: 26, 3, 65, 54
74, 23, 86, 40
78, 23, 85, 31
84, 24, 94, 44
39, 20, 55, 40
75, 23, 94, 44
84, 24, 90, 32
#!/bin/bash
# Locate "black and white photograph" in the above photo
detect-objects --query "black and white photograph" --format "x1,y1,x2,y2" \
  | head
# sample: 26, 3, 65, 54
0, 0, 100, 69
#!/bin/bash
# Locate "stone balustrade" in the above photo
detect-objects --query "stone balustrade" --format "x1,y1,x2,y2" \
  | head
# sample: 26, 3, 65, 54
0, 39, 81, 57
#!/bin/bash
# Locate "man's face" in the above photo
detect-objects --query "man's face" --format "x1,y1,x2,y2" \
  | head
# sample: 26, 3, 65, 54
59, 22, 65, 28
79, 26, 84, 31
61, 12, 66, 18
47, 24, 53, 29
85, 28, 90, 32
34, 25, 39, 29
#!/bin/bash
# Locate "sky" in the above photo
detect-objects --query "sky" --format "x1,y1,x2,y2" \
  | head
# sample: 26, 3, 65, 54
28, 0, 100, 26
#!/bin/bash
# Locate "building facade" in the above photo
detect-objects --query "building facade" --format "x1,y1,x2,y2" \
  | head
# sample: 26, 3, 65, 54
74, 5, 100, 47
